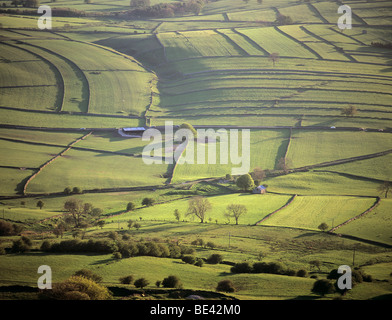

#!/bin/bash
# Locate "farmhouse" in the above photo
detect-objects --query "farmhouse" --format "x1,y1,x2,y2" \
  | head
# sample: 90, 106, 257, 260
253, 185, 266, 194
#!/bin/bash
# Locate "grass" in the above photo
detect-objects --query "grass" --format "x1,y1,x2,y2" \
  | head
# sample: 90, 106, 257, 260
172, 129, 289, 183
0, 139, 64, 168
264, 171, 382, 197
287, 130, 392, 168
337, 199, 392, 245
0, 108, 142, 128
25, 148, 169, 194
261, 195, 376, 230
107, 193, 292, 225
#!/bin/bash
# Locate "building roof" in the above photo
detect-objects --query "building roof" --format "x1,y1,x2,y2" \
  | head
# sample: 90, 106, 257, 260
123, 127, 146, 131
255, 185, 266, 190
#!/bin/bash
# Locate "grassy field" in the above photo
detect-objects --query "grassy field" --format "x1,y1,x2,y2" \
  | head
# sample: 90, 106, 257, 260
0, 0, 391, 301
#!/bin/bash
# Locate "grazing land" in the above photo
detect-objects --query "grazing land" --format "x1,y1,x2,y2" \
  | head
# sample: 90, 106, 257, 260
0, 0, 391, 302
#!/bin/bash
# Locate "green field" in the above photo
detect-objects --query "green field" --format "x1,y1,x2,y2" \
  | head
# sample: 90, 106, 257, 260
0, 0, 391, 301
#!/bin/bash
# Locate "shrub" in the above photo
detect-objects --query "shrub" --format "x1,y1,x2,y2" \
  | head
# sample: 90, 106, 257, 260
182, 255, 196, 265
311, 279, 335, 296
296, 269, 308, 277
113, 251, 122, 260
162, 275, 182, 289
64, 187, 72, 194
119, 275, 134, 285
195, 258, 204, 267
206, 254, 223, 264
134, 278, 149, 289
142, 197, 154, 207
40, 276, 112, 300
0, 220, 23, 236
231, 262, 253, 273
73, 269, 102, 283
216, 279, 236, 293
72, 187, 83, 194
126, 202, 136, 211
11, 237, 32, 253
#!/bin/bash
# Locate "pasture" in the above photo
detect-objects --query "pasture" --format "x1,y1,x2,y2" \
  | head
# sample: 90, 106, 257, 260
0, 0, 391, 301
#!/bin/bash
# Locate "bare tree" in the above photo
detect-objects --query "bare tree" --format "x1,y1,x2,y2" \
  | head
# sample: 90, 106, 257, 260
378, 181, 390, 198
186, 197, 212, 223
225, 204, 247, 225
269, 52, 280, 67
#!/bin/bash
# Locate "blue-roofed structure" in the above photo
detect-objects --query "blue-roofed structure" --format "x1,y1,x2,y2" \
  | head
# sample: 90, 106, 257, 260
253, 185, 266, 194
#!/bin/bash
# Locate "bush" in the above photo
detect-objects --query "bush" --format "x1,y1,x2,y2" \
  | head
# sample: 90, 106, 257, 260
119, 275, 134, 285
311, 279, 335, 296
39, 276, 112, 300
73, 269, 102, 283
142, 197, 154, 207
134, 278, 149, 289
296, 269, 308, 277
113, 251, 122, 260
216, 279, 236, 293
182, 255, 196, 265
206, 254, 223, 264
162, 275, 182, 289
231, 262, 253, 273
11, 237, 32, 253
195, 258, 204, 267
0, 220, 23, 236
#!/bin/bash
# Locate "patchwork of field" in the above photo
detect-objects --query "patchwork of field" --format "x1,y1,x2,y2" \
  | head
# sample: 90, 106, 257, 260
0, 0, 391, 300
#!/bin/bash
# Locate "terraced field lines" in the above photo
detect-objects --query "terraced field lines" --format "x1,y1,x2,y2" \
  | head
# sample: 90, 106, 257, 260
19, 41, 90, 113
1, 41, 64, 111
300, 26, 356, 62
274, 26, 322, 60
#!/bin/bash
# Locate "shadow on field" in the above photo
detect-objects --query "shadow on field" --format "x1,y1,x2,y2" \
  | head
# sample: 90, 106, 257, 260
89, 258, 113, 265
290, 295, 320, 300
294, 232, 319, 239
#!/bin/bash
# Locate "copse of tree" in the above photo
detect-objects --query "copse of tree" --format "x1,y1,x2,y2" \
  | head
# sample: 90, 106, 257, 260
235, 173, 254, 191
11, 236, 32, 253
0, 220, 24, 236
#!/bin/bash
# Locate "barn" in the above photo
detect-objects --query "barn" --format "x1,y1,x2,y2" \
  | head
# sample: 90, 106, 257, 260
252, 185, 266, 194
